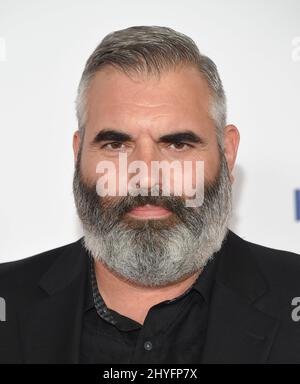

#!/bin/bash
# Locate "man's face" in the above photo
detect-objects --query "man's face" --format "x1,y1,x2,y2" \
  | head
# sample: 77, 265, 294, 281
73, 65, 239, 287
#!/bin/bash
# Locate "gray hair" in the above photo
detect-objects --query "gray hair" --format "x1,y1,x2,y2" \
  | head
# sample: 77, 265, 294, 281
75, 25, 227, 148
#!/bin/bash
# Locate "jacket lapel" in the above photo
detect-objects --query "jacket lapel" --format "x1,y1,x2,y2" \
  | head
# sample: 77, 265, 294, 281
201, 231, 280, 364
17, 238, 88, 364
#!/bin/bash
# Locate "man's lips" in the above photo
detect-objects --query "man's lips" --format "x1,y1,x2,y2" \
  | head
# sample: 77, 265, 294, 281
126, 204, 172, 219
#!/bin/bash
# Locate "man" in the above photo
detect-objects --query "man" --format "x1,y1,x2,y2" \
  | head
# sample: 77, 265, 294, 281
0, 25, 300, 364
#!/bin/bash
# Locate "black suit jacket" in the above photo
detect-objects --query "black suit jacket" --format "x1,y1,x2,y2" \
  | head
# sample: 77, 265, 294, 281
1, 230, 300, 364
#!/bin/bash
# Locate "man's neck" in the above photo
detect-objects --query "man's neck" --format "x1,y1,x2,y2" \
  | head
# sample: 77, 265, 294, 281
93, 260, 201, 325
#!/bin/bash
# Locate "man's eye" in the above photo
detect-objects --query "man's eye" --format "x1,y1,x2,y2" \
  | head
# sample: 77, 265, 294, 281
169, 142, 193, 151
101, 142, 126, 150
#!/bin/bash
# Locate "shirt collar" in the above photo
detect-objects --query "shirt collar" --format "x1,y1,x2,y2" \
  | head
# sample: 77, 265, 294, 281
191, 250, 220, 303
84, 267, 94, 312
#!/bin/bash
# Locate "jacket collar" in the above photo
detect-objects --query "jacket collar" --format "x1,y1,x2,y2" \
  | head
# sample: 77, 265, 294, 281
215, 230, 268, 303
38, 238, 87, 296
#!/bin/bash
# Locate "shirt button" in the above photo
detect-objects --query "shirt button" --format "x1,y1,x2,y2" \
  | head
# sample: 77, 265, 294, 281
144, 341, 153, 351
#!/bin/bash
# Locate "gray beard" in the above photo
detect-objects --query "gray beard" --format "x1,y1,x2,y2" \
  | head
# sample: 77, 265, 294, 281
73, 150, 232, 287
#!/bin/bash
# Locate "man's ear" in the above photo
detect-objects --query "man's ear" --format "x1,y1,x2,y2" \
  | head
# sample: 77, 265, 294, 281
73, 130, 81, 165
223, 124, 240, 183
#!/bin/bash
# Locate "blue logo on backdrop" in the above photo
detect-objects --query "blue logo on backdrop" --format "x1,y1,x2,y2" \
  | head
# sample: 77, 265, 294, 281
296, 190, 300, 221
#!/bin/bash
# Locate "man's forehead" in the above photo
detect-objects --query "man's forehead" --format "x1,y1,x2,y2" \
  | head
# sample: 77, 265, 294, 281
85, 66, 212, 132
87, 65, 210, 105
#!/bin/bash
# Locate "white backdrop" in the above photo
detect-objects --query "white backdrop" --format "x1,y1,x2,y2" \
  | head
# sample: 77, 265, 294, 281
0, 0, 299, 262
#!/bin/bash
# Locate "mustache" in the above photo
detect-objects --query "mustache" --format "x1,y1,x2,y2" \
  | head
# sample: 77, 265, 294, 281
101, 192, 189, 217
99, 192, 196, 233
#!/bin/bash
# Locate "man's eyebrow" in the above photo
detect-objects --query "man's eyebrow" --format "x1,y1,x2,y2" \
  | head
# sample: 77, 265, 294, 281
91, 129, 133, 145
158, 131, 207, 145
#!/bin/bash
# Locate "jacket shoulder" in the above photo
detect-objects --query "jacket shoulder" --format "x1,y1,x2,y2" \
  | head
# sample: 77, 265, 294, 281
0, 239, 83, 289
234, 232, 300, 294
245, 236, 300, 273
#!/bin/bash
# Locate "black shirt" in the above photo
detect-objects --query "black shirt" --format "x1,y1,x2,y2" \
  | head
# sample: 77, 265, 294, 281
79, 250, 219, 364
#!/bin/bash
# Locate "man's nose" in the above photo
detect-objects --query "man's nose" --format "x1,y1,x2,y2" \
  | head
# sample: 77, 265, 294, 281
128, 143, 164, 191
